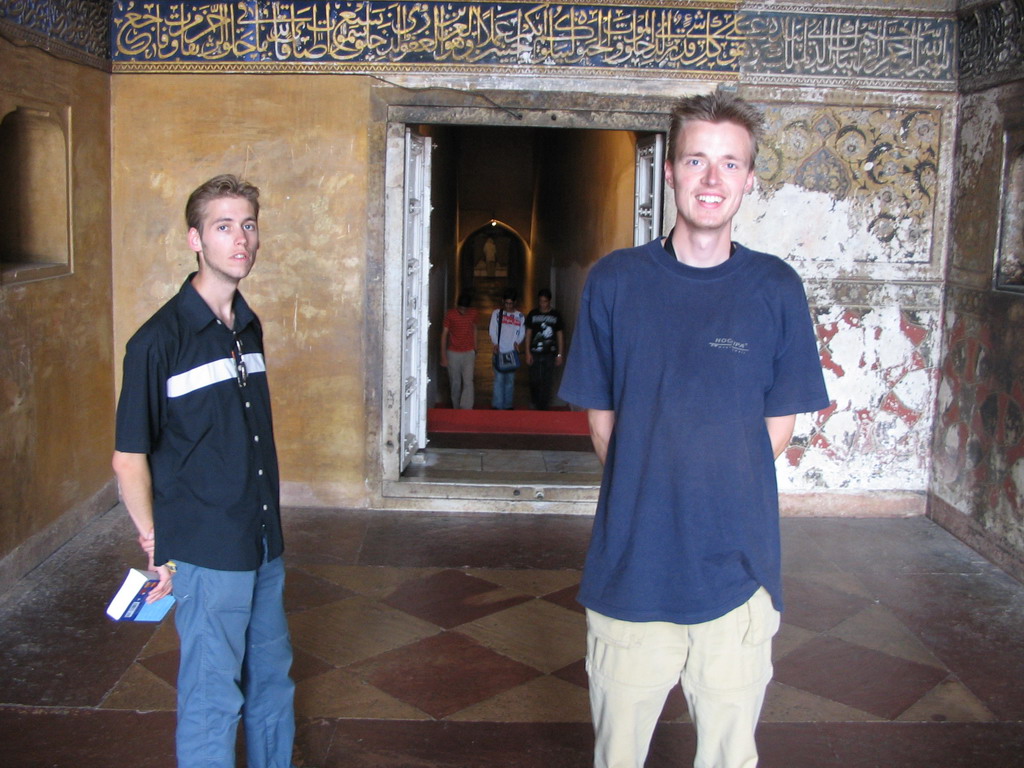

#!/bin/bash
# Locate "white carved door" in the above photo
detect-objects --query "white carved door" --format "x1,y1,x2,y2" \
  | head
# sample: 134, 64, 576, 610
634, 133, 664, 245
399, 129, 432, 471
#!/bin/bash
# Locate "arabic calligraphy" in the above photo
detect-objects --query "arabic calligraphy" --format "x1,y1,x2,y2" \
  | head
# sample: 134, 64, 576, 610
741, 12, 953, 82
111, 1, 743, 72
0, 0, 109, 60
3, 1, 961, 83
960, 1, 1024, 88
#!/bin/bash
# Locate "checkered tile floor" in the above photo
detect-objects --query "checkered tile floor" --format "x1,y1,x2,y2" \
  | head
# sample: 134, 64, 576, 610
2, 505, 1024, 766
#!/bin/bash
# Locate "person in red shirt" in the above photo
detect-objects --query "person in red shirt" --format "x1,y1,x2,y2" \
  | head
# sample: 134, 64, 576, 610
440, 292, 479, 409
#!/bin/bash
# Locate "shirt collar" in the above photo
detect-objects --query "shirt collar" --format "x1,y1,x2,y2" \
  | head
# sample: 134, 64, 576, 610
177, 272, 255, 333
663, 228, 737, 261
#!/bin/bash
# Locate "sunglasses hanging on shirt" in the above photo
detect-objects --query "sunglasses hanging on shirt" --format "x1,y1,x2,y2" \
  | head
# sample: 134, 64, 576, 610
231, 334, 248, 388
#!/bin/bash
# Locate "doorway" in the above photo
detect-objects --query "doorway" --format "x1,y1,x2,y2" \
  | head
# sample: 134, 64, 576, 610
377, 93, 673, 510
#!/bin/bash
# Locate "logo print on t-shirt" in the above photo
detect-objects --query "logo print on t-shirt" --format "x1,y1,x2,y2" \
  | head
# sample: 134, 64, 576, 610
709, 337, 750, 354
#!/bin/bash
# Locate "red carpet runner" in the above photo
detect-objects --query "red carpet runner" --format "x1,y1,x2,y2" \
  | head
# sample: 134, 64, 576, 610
427, 408, 589, 436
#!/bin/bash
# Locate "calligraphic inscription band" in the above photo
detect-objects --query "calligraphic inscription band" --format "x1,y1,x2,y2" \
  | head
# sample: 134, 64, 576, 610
741, 11, 954, 83
959, 1, 1024, 89
111, 0, 742, 73
0, 0, 109, 60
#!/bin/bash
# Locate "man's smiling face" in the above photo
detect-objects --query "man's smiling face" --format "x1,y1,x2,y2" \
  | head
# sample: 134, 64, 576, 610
665, 119, 756, 237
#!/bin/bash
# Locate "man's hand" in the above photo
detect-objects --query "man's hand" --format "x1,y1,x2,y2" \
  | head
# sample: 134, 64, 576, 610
147, 564, 173, 603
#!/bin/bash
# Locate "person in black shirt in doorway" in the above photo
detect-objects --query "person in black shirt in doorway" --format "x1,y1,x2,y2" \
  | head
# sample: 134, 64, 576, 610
525, 288, 565, 410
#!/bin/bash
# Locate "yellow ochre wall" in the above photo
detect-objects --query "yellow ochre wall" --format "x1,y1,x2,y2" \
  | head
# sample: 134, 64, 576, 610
0, 37, 115, 587
111, 74, 373, 508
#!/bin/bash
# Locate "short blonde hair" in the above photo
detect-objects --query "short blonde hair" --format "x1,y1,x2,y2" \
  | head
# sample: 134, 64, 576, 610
185, 174, 260, 233
667, 93, 763, 165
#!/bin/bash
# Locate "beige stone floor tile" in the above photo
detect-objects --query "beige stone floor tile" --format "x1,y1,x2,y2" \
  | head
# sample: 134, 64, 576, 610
761, 682, 882, 723
896, 678, 996, 723
465, 568, 581, 596
299, 565, 441, 598
772, 622, 818, 662
138, 617, 180, 658
446, 675, 592, 723
295, 668, 431, 720
100, 663, 177, 712
457, 599, 586, 673
829, 604, 947, 669
288, 595, 440, 667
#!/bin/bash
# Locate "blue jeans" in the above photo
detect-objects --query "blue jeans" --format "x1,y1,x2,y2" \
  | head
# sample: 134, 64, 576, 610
492, 368, 516, 409
173, 552, 296, 768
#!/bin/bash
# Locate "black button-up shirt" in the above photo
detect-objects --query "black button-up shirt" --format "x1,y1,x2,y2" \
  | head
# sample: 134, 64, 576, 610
115, 274, 283, 571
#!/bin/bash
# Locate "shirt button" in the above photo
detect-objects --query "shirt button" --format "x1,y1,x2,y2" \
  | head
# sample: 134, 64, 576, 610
245, 401, 251, 408
263, 504, 268, 511
254, 435, 260, 442
258, 469, 264, 476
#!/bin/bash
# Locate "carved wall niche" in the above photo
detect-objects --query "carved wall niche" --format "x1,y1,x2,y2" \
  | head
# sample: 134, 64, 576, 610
0, 93, 73, 284
996, 122, 1024, 293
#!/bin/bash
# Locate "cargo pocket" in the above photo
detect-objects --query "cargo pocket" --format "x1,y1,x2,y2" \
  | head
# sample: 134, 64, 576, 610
586, 609, 680, 688
742, 587, 780, 647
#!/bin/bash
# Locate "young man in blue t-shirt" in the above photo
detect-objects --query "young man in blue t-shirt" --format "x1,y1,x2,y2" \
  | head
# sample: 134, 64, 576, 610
559, 93, 830, 768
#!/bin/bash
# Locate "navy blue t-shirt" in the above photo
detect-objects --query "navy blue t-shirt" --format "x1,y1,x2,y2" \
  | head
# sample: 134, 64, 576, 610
559, 239, 829, 623
115, 275, 283, 572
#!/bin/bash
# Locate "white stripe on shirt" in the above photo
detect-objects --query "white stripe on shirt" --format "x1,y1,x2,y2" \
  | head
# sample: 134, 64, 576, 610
166, 353, 266, 398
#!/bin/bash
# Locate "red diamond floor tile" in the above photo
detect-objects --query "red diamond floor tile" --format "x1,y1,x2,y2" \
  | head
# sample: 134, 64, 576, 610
382, 568, 533, 628
348, 631, 542, 718
773, 635, 949, 719
285, 566, 357, 613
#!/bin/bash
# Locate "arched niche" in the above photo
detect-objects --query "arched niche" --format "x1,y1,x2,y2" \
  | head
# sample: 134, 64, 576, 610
0, 101, 71, 283
458, 220, 528, 309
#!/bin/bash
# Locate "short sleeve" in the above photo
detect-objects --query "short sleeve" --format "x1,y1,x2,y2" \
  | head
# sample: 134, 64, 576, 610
763, 274, 829, 417
558, 270, 615, 410
114, 335, 165, 455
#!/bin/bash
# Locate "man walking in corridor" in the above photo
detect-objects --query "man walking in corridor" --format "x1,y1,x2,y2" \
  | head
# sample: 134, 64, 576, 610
559, 92, 830, 767
440, 291, 479, 409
